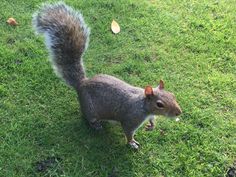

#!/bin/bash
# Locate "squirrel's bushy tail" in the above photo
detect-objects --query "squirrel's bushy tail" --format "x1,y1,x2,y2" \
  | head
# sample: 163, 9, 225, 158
33, 2, 90, 88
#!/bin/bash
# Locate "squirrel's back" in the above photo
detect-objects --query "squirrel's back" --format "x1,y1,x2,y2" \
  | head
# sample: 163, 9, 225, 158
33, 2, 90, 88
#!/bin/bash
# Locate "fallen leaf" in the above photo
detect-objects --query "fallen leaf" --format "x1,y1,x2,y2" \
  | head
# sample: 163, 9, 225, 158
150, 0, 156, 3
7, 18, 18, 26
111, 20, 120, 34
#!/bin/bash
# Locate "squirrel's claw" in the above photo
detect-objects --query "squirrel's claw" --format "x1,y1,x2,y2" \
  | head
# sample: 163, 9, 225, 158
128, 140, 140, 149
145, 124, 154, 131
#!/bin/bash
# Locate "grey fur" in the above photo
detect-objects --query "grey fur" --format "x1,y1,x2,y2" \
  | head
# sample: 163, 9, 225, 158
33, 2, 90, 88
33, 2, 182, 148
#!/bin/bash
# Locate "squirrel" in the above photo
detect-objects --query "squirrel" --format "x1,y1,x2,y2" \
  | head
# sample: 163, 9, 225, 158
33, 2, 182, 149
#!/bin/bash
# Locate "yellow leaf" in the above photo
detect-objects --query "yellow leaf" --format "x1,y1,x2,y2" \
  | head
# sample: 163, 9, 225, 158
7, 18, 18, 26
111, 20, 120, 34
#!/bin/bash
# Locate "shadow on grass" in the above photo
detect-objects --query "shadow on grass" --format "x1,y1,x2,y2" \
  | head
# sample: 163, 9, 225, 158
67, 118, 135, 176
32, 111, 136, 176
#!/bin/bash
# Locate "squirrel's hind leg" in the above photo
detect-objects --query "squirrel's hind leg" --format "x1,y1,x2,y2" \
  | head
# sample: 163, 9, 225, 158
81, 102, 103, 130
78, 91, 102, 130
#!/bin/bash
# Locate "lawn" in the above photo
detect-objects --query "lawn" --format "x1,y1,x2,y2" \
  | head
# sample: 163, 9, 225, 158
0, 0, 235, 176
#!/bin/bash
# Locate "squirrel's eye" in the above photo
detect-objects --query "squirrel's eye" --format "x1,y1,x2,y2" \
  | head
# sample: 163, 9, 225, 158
156, 101, 164, 108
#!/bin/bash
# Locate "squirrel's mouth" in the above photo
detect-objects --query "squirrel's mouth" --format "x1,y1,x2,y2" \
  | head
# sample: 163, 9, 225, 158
165, 112, 181, 119
167, 115, 181, 122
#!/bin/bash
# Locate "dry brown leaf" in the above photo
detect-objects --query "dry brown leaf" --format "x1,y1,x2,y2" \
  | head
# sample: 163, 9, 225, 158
111, 20, 120, 34
7, 18, 18, 26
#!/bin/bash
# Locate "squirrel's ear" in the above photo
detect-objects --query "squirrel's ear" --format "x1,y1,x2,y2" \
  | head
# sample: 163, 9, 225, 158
145, 86, 154, 97
158, 80, 164, 90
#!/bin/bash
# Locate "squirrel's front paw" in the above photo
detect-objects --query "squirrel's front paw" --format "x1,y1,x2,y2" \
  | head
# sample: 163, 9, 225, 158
128, 140, 140, 150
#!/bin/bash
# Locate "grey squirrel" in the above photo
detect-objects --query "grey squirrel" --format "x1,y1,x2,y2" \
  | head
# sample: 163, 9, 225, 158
33, 2, 182, 149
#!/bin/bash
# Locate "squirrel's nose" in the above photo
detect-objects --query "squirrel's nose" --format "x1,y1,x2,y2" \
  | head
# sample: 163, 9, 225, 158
175, 108, 182, 116
175, 112, 180, 116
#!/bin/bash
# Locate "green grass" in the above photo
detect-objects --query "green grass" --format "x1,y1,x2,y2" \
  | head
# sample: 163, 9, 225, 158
1, 0, 236, 176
